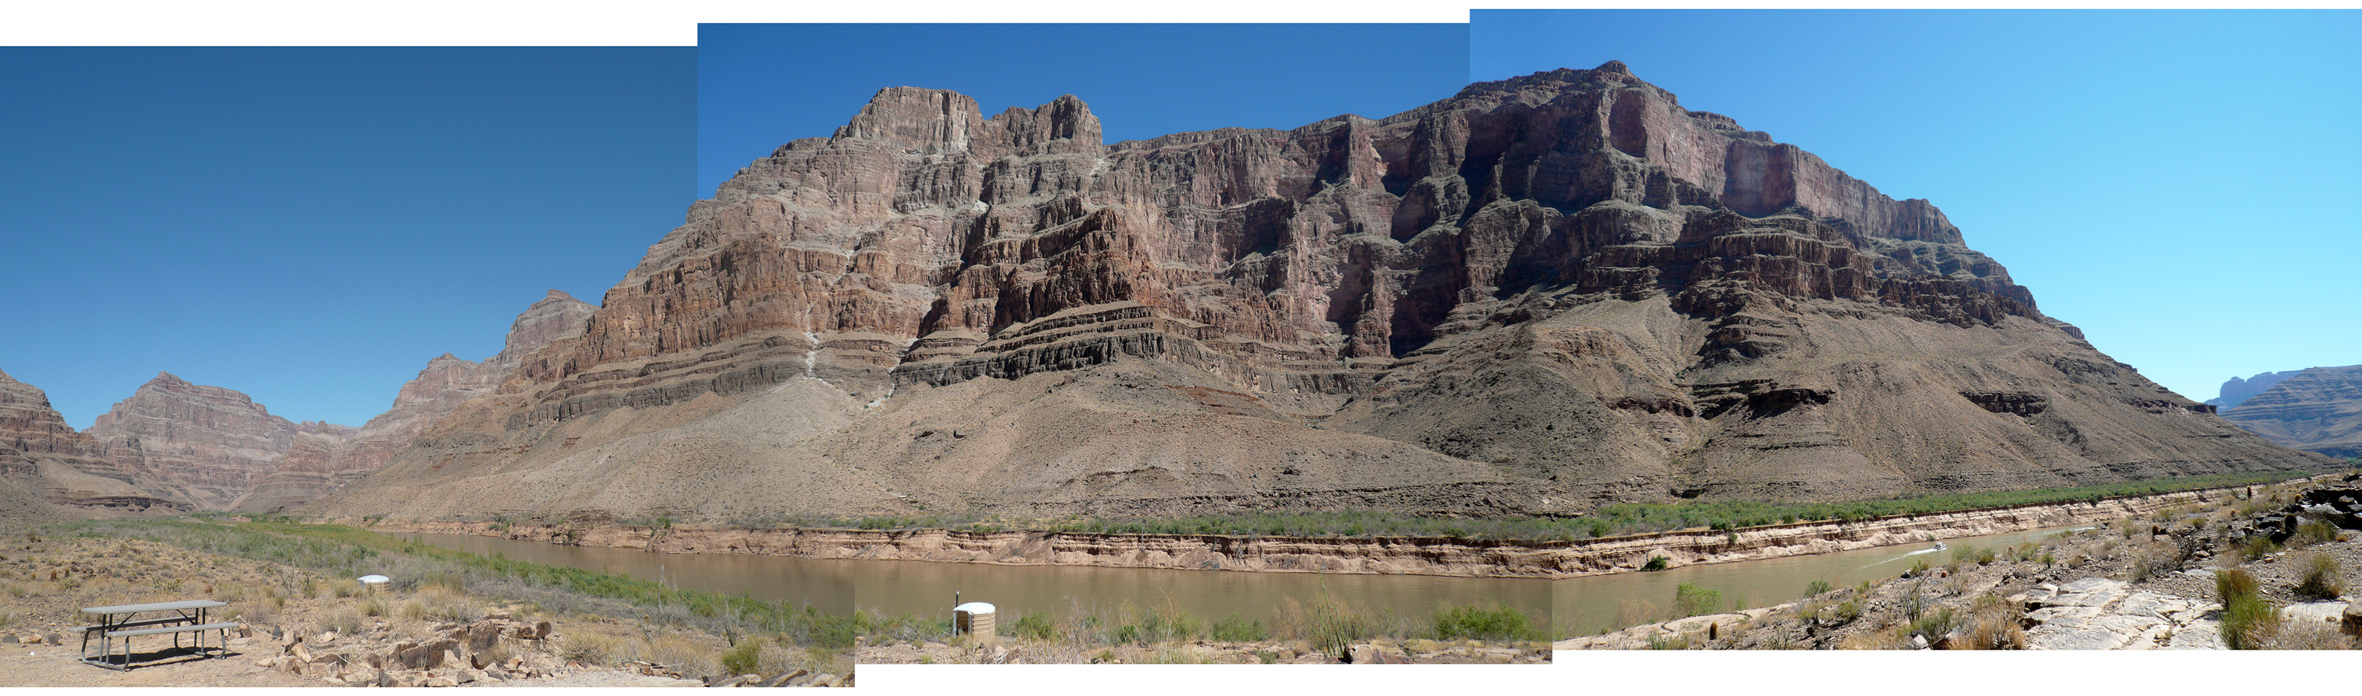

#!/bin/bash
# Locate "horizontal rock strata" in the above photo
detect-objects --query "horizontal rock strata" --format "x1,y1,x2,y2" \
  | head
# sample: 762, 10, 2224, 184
2221, 365, 2362, 460
313, 62, 2328, 525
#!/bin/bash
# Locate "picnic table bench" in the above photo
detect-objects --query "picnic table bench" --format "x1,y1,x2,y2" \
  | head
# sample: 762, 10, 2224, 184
78, 599, 236, 670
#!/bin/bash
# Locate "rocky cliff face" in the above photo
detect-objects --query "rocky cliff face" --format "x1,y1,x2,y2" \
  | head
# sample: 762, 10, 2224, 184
2209, 369, 2304, 411
0, 369, 186, 523
2222, 366, 2362, 460
84, 372, 344, 510
231, 291, 596, 512
314, 63, 2331, 524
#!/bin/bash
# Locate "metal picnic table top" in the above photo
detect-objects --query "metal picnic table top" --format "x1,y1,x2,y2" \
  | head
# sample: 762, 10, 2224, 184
81, 599, 227, 616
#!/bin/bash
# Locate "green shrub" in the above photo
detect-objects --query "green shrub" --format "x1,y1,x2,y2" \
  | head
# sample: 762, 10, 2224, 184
1909, 607, 1964, 643
1674, 584, 1724, 618
2294, 520, 2340, 548
2236, 535, 2281, 561
1642, 556, 1670, 571
719, 639, 762, 677
2216, 567, 2280, 650
1009, 613, 1058, 642
1805, 579, 1833, 596
1303, 593, 1376, 659
2216, 566, 2261, 603
2295, 553, 2343, 600
2220, 593, 2279, 650
1209, 615, 1267, 643
1431, 603, 1544, 642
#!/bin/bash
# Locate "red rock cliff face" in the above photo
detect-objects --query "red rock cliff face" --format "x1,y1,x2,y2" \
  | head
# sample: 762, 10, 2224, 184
0, 369, 184, 519
85, 372, 335, 510
316, 63, 2328, 524
232, 291, 596, 512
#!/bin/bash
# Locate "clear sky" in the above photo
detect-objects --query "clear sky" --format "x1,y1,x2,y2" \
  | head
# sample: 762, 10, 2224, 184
697, 24, 1469, 197
1472, 9, 2361, 404
0, 48, 695, 428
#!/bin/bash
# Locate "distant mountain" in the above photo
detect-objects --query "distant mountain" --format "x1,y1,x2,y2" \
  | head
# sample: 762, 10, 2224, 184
2222, 365, 2362, 460
2208, 369, 2306, 411
85, 371, 351, 511
0, 368, 185, 524
313, 62, 2329, 525
232, 290, 595, 512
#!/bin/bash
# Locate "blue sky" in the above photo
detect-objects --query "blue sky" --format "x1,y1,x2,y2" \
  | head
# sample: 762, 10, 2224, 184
1473, 9, 2361, 403
0, 48, 694, 428
697, 24, 1468, 197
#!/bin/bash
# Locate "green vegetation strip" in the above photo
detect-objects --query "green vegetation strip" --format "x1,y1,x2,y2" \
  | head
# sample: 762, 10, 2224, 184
770, 469, 2323, 542
50, 515, 861, 648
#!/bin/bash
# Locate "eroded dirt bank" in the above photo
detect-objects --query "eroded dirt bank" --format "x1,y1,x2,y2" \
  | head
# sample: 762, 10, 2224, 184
343, 485, 2266, 579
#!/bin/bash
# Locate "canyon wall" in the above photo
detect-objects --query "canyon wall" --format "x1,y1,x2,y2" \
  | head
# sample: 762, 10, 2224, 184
313, 62, 2330, 525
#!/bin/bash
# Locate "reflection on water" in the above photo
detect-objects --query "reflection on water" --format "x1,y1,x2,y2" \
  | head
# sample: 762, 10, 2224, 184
1552, 523, 2093, 636
408, 534, 1552, 632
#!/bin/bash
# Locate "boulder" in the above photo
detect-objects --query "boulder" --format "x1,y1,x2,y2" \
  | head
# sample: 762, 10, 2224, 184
2342, 602, 2362, 637
392, 639, 457, 670
762, 669, 808, 687
461, 621, 502, 652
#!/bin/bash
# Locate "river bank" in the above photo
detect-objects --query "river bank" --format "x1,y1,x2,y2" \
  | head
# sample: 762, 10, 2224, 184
338, 479, 2314, 580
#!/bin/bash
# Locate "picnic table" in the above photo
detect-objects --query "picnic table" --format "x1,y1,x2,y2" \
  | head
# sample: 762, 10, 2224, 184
78, 599, 237, 670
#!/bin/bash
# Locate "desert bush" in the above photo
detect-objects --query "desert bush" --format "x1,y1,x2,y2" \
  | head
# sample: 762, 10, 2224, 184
1642, 555, 1670, 571
719, 639, 762, 677
359, 596, 388, 617
1431, 603, 1544, 642
2263, 616, 2353, 650
1673, 583, 1724, 618
1947, 596, 2026, 650
1644, 633, 1689, 650
1910, 607, 1964, 643
2295, 552, 2344, 600
2235, 535, 2281, 562
1302, 592, 1376, 659
1209, 614, 1268, 643
2294, 520, 2340, 548
2217, 567, 2279, 650
1008, 613, 1058, 642
564, 632, 620, 665
1805, 579, 1833, 596
324, 608, 364, 636
645, 634, 715, 679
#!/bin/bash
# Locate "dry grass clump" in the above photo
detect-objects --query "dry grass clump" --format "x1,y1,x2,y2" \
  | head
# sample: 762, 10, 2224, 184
324, 608, 365, 636
400, 584, 480, 624
1945, 595, 2027, 650
644, 633, 718, 679
2261, 616, 2353, 650
562, 632, 623, 665
1837, 626, 1909, 650
2293, 552, 2344, 600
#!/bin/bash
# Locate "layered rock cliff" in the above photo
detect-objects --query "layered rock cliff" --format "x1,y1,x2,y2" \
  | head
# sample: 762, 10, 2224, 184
2222, 366, 2362, 460
231, 290, 596, 512
313, 63, 2331, 524
0, 369, 186, 523
2209, 369, 2305, 411
84, 372, 346, 510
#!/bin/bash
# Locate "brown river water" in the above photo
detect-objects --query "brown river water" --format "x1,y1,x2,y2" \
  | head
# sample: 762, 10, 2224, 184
409, 521, 2100, 638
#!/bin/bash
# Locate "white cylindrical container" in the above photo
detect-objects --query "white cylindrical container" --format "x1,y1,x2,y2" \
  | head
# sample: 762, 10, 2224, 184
953, 602, 997, 643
